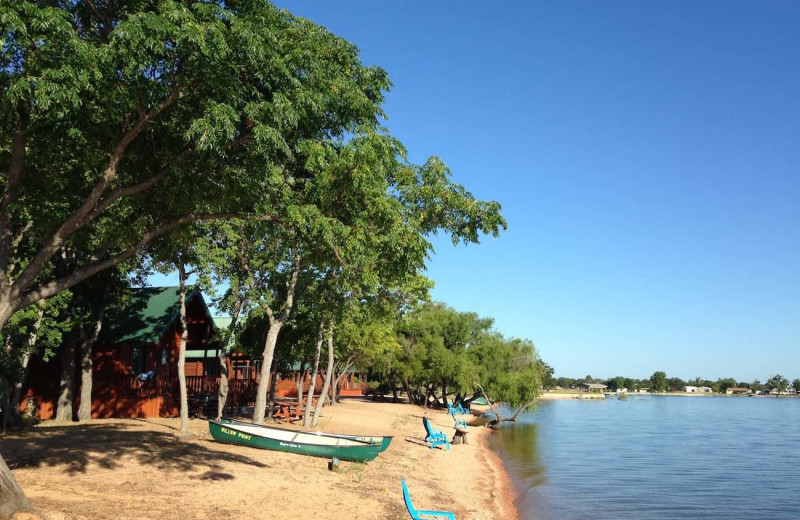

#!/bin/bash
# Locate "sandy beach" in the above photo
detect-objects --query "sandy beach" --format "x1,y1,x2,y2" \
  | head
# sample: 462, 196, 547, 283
1, 398, 519, 520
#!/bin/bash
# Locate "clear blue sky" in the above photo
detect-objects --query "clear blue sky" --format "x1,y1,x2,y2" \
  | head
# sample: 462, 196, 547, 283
158, 1, 800, 382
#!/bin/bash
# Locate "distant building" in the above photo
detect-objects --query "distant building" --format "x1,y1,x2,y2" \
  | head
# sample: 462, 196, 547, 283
578, 383, 607, 393
684, 386, 713, 393
726, 387, 751, 395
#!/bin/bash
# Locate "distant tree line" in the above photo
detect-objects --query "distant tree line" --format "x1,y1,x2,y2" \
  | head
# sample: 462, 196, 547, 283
548, 372, 800, 394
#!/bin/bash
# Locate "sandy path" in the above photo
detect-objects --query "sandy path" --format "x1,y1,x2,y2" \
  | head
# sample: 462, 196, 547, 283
1, 398, 518, 520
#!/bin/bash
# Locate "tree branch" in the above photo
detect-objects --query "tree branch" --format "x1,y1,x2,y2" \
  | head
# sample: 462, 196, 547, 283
11, 84, 184, 297
509, 398, 538, 421
0, 108, 30, 284
85, 0, 112, 39
278, 251, 301, 323
14, 212, 278, 310
84, 174, 166, 224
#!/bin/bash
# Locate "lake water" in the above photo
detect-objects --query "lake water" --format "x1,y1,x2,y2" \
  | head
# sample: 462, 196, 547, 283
486, 396, 800, 520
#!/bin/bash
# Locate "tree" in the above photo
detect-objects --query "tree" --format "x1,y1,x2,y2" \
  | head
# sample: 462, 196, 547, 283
555, 376, 576, 389
650, 371, 668, 393
667, 377, 686, 392
716, 378, 737, 393
540, 362, 556, 390
470, 335, 543, 425
1, 0, 415, 333
395, 303, 491, 407
1, 0, 509, 509
0, 0, 439, 509
392, 303, 543, 425
765, 374, 789, 394
606, 376, 626, 392
793, 379, 800, 394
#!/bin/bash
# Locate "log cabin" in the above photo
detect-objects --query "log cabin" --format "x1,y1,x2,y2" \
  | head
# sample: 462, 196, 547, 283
22, 287, 221, 419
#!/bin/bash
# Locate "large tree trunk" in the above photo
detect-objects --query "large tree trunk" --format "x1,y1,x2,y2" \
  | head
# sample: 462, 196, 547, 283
1, 378, 9, 434
55, 341, 76, 422
295, 370, 303, 406
177, 264, 190, 436
311, 322, 334, 427
217, 293, 245, 420
266, 357, 279, 420
10, 303, 45, 423
303, 318, 325, 427
252, 324, 283, 425
295, 361, 306, 407
477, 384, 504, 428
0, 300, 16, 338
329, 361, 339, 407
0, 453, 33, 519
78, 302, 106, 422
508, 399, 538, 421
8, 351, 30, 425
252, 254, 300, 425
332, 359, 354, 406
216, 353, 229, 419
0, 304, 38, 515
401, 380, 412, 404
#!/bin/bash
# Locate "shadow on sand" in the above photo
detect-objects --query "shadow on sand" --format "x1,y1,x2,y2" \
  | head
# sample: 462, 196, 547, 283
0, 421, 268, 477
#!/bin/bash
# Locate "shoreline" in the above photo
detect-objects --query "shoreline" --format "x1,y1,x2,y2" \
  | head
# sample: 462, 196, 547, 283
4, 398, 523, 520
474, 427, 521, 520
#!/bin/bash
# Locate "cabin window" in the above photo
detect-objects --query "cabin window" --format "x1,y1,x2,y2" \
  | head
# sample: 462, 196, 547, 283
131, 345, 147, 374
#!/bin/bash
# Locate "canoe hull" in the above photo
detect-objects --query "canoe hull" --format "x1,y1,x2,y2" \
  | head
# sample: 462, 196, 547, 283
208, 420, 383, 462
218, 417, 393, 452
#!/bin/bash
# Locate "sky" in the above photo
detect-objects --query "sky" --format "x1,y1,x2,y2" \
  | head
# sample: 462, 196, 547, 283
155, 1, 800, 382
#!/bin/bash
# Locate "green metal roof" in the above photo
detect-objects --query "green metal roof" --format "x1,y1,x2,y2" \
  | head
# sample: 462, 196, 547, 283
213, 316, 233, 330
101, 287, 209, 344
212, 316, 236, 351
185, 349, 219, 359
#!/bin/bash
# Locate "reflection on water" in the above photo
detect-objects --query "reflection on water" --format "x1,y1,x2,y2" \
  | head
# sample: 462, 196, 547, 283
488, 397, 800, 520
486, 422, 548, 489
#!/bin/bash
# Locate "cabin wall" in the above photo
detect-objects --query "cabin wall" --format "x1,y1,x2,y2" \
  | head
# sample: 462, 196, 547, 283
20, 293, 218, 420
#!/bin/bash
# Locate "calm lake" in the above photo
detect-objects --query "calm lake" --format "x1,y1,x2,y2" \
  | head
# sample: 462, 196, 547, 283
486, 396, 800, 520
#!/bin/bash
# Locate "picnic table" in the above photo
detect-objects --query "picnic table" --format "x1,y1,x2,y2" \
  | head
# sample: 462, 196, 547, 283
273, 399, 304, 422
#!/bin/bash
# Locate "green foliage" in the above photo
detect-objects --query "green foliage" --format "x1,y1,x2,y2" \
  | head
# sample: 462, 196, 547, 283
765, 374, 789, 393
392, 303, 542, 410
667, 376, 687, 391
1, 293, 71, 363
540, 362, 556, 390
650, 371, 668, 393
0, 0, 403, 315
716, 378, 737, 393
605, 376, 626, 391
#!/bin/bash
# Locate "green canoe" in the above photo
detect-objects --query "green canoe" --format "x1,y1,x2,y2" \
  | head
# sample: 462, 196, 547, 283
208, 420, 384, 462
218, 417, 393, 452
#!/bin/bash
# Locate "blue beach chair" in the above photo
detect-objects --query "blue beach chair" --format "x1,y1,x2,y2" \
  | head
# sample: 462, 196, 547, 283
422, 416, 450, 450
402, 478, 456, 520
446, 403, 468, 430
447, 402, 467, 415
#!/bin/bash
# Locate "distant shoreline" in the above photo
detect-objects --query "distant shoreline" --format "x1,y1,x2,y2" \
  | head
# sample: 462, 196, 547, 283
538, 391, 799, 399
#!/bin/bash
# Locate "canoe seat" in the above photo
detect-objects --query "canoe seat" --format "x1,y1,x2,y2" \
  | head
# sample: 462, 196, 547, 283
401, 479, 456, 520
422, 417, 449, 450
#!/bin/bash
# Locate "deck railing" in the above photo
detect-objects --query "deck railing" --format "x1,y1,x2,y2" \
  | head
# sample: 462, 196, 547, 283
104, 374, 173, 399
185, 375, 219, 395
